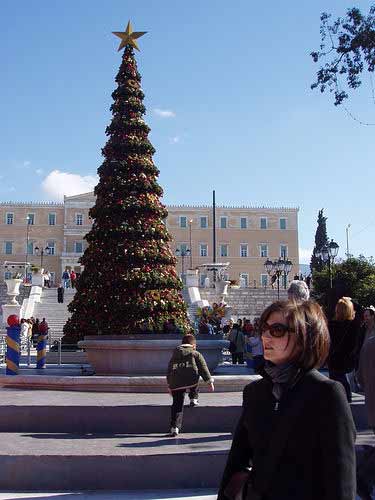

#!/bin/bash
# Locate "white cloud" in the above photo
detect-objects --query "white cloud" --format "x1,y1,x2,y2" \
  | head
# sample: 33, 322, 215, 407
8, 186, 16, 192
153, 108, 176, 118
299, 248, 312, 264
41, 170, 98, 200
35, 168, 43, 175
23, 161, 31, 167
169, 136, 180, 144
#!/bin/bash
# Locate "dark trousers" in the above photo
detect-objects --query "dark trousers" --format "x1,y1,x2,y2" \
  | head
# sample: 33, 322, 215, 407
329, 370, 352, 402
170, 385, 199, 429
232, 352, 244, 364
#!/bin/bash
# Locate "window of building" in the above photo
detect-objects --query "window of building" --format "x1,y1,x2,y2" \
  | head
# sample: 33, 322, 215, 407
27, 241, 34, 255
48, 213, 56, 225
4, 271, 12, 280
27, 214, 34, 225
179, 216, 187, 228
74, 241, 83, 253
75, 214, 83, 226
200, 216, 208, 228
260, 217, 267, 229
260, 244, 268, 258
280, 218, 287, 230
177, 243, 189, 254
6, 213, 14, 225
261, 274, 268, 287
47, 240, 55, 255
240, 217, 247, 229
220, 244, 228, 257
4, 242, 13, 255
280, 245, 288, 258
240, 244, 248, 257
239, 273, 249, 287
199, 244, 208, 257
220, 216, 227, 229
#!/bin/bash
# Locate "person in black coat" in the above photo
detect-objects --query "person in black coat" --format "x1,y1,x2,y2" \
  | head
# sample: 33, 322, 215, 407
57, 283, 64, 304
218, 300, 356, 500
328, 297, 359, 402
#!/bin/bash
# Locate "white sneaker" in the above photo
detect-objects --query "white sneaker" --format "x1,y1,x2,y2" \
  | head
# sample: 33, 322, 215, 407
170, 427, 179, 437
190, 399, 199, 407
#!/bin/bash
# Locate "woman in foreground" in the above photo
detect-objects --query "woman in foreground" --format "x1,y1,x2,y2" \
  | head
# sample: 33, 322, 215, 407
218, 300, 356, 500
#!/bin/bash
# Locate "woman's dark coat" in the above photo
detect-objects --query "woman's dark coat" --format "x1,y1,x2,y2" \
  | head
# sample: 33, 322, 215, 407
217, 370, 356, 500
328, 319, 358, 373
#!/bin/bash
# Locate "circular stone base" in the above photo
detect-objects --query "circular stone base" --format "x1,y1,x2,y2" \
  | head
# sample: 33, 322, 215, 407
78, 336, 229, 375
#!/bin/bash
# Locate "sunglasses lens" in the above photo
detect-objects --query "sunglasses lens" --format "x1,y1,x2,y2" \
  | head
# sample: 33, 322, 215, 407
270, 324, 288, 337
261, 323, 289, 337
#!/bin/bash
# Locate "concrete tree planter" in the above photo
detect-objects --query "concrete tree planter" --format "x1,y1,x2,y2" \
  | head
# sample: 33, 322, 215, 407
78, 335, 229, 375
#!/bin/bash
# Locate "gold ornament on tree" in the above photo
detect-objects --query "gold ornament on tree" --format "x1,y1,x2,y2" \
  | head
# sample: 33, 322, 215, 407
112, 20, 147, 51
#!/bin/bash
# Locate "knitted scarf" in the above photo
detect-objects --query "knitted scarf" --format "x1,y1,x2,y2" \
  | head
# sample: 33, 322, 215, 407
264, 360, 301, 401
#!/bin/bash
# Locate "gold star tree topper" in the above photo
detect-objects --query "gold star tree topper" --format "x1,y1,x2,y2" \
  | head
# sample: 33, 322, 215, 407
112, 21, 147, 52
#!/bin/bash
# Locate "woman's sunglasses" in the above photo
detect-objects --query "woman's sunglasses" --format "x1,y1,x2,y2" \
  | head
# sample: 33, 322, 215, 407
260, 322, 291, 338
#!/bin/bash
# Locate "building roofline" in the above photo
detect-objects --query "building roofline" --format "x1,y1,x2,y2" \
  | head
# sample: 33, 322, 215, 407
0, 201, 64, 207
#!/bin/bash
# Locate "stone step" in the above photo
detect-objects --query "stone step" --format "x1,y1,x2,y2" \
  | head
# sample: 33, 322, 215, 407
0, 430, 373, 492
0, 432, 229, 491
0, 489, 217, 499
0, 388, 367, 434
0, 390, 243, 433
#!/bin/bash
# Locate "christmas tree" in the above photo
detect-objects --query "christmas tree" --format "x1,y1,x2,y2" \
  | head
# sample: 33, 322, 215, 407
63, 22, 191, 343
310, 208, 329, 273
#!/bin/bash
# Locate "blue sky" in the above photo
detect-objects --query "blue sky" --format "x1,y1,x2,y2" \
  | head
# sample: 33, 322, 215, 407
1, 0, 374, 264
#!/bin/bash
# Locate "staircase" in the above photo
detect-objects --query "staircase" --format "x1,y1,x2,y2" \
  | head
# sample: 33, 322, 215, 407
32, 288, 76, 343
199, 287, 288, 319
0, 389, 371, 492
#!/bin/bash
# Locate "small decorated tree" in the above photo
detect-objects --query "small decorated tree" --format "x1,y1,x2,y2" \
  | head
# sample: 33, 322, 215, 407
63, 22, 191, 343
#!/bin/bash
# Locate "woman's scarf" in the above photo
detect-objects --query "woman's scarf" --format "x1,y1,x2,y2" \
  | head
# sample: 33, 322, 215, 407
264, 361, 300, 401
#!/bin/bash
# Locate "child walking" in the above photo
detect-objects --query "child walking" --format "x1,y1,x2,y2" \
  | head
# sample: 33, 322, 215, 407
166, 334, 214, 437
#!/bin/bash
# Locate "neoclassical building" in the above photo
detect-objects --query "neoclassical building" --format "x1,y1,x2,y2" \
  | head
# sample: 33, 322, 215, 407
0, 193, 299, 287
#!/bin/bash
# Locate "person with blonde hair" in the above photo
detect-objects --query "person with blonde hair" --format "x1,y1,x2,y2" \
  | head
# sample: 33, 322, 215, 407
328, 297, 359, 402
218, 300, 356, 500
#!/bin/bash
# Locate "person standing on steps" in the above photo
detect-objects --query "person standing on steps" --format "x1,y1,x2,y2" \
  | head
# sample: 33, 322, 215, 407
62, 269, 70, 289
57, 283, 64, 304
166, 334, 214, 437
228, 323, 245, 364
218, 300, 356, 500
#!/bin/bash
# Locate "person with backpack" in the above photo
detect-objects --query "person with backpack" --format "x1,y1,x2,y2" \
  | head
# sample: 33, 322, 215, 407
166, 334, 214, 437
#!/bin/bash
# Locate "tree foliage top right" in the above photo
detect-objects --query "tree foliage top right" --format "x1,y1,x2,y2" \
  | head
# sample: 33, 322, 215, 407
63, 22, 191, 342
311, 5, 375, 105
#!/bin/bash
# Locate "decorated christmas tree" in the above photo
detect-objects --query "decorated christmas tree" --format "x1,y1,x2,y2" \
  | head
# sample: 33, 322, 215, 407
63, 22, 191, 343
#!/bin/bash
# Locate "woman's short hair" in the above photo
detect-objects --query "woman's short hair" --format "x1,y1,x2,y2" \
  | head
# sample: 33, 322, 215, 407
334, 297, 355, 321
260, 300, 330, 370
287, 280, 310, 302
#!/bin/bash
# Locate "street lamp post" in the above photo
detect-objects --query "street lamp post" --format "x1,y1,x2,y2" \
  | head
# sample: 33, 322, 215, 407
25, 216, 31, 282
188, 219, 193, 269
316, 239, 339, 288
264, 257, 293, 300
176, 247, 191, 284
346, 224, 351, 258
35, 246, 50, 270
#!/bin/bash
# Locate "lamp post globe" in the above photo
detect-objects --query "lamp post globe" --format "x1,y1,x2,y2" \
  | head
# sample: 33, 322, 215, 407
328, 239, 339, 259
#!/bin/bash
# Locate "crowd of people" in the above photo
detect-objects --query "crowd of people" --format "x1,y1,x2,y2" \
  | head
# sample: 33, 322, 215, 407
19, 317, 49, 346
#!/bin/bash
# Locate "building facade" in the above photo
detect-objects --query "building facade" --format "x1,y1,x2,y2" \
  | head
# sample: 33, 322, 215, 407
0, 193, 299, 287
